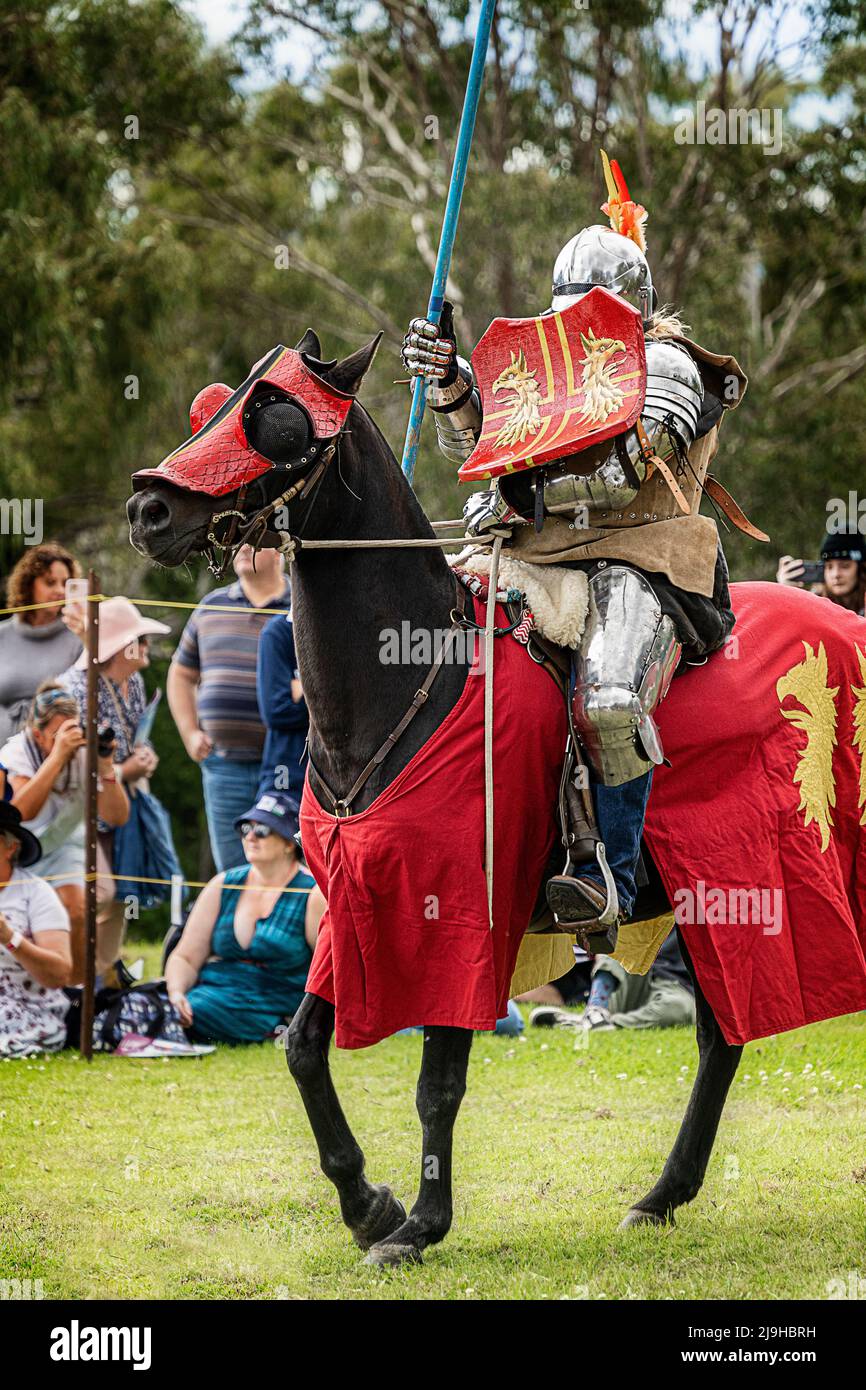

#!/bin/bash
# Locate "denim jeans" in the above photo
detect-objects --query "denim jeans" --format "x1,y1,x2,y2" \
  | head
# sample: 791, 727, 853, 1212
580, 768, 653, 919
200, 754, 263, 871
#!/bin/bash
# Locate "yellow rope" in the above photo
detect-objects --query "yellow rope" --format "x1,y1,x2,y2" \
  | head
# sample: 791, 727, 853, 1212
0, 595, 291, 618
0, 598, 83, 616
119, 597, 292, 615
0, 871, 309, 894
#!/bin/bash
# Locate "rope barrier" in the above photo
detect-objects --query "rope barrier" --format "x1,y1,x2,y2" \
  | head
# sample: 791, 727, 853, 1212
0, 595, 292, 618
0, 598, 81, 617
95, 871, 308, 894
0, 871, 309, 894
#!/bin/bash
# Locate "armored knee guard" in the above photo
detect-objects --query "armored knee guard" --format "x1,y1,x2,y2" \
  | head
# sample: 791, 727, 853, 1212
572, 565, 681, 786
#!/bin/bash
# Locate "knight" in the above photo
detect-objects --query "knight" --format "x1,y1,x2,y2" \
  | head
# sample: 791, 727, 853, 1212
401, 151, 765, 951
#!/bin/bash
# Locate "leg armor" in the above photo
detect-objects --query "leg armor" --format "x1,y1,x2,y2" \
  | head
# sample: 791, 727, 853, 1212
572, 565, 681, 787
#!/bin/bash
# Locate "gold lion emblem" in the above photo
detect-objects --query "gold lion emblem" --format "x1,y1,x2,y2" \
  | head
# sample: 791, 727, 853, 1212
491, 349, 542, 449
577, 328, 626, 425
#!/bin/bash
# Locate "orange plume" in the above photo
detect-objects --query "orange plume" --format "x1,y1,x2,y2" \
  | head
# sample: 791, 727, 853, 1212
599, 149, 648, 254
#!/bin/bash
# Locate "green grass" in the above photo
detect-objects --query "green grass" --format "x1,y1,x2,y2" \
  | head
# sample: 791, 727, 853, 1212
1, 940, 865, 1300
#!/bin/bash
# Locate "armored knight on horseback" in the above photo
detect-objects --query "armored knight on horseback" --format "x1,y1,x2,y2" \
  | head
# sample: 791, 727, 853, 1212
402, 152, 765, 950
127, 139, 866, 1255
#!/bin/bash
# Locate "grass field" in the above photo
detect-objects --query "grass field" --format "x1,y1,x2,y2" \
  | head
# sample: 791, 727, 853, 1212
2, 939, 865, 1301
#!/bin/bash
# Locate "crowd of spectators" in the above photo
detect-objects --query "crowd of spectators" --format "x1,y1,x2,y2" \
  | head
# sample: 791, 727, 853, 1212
0, 517, 862, 1055
0, 541, 311, 1056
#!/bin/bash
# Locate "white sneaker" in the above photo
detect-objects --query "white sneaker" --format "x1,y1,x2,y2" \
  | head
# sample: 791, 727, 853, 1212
529, 1005, 586, 1031
581, 1004, 615, 1031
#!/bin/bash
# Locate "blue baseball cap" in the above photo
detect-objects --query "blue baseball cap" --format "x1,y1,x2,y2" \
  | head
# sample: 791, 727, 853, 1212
234, 791, 300, 842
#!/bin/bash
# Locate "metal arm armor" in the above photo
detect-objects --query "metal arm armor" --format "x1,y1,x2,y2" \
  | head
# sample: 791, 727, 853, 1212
428, 356, 483, 465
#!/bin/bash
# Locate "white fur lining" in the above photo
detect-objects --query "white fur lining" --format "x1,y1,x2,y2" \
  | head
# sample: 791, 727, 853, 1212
450, 547, 588, 650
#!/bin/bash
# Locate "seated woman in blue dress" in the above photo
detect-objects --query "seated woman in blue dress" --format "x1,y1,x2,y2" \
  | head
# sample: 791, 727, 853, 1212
165, 791, 325, 1044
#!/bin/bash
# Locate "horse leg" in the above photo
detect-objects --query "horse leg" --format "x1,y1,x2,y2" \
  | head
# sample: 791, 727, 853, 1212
621, 932, 743, 1227
285, 992, 407, 1248
366, 1025, 473, 1267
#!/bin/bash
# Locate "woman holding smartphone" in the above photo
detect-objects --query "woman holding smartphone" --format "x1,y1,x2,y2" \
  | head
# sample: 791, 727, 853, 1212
0, 682, 129, 983
0, 542, 83, 744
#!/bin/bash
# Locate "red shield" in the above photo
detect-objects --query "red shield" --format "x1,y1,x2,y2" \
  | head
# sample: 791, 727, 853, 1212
458, 288, 647, 484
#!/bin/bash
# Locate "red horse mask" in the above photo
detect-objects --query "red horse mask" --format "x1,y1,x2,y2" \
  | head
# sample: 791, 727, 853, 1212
132, 345, 355, 497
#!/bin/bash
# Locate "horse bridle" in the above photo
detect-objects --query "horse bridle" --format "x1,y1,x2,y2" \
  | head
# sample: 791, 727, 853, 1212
204, 431, 341, 578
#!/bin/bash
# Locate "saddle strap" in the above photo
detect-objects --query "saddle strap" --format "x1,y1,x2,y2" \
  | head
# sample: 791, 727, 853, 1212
558, 736, 601, 864
634, 419, 690, 515
310, 581, 468, 817
650, 453, 691, 516
704, 474, 770, 542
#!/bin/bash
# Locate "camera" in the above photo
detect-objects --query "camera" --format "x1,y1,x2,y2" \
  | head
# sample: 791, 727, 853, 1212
97, 723, 115, 758
800, 561, 825, 585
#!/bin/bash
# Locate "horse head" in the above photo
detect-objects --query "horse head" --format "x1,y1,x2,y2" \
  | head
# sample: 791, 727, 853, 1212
127, 329, 382, 571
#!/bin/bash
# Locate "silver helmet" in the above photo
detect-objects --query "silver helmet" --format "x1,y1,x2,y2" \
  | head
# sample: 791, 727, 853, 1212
551, 224, 655, 321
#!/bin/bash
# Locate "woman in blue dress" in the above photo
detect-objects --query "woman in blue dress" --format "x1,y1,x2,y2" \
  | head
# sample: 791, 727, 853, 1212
165, 791, 325, 1043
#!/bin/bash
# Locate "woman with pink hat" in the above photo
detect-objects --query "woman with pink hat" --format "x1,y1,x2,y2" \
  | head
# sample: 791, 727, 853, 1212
60, 598, 171, 978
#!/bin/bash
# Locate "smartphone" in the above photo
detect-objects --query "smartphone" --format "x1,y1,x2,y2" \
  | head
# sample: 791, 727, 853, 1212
801, 561, 824, 585
64, 577, 89, 626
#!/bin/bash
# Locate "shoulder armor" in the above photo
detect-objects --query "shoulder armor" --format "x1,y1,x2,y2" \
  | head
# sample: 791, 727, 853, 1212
642, 340, 704, 449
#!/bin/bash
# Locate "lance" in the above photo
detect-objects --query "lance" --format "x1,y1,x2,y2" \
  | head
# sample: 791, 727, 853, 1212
400, 0, 497, 484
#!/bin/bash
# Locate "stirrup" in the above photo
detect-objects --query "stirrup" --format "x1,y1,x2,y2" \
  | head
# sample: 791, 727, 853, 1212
546, 842, 620, 954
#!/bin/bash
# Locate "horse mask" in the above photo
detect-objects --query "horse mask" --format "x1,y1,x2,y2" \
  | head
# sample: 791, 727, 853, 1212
132, 331, 378, 498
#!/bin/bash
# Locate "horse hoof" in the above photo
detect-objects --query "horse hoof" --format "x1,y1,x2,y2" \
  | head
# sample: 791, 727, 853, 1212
619, 1207, 673, 1229
350, 1186, 408, 1251
364, 1241, 423, 1268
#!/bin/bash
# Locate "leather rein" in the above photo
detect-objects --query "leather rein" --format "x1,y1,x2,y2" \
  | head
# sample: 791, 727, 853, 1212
204, 441, 337, 578
308, 582, 473, 818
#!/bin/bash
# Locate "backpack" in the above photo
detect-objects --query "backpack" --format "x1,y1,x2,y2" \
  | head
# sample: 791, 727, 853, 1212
93, 980, 188, 1052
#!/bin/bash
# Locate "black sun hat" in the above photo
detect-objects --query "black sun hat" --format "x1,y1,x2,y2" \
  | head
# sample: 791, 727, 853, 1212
820, 529, 866, 563
0, 800, 42, 869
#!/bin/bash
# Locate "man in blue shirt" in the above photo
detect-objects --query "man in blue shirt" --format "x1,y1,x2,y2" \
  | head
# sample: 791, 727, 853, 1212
168, 546, 291, 870
256, 613, 309, 802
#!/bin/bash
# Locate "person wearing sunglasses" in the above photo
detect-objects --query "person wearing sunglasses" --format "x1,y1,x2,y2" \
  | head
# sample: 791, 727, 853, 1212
165, 791, 325, 1043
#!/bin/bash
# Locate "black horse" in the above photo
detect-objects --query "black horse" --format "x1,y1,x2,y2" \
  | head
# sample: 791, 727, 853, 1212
128, 332, 742, 1266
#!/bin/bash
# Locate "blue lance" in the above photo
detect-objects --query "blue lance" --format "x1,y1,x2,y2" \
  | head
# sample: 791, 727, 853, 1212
400, 0, 497, 484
